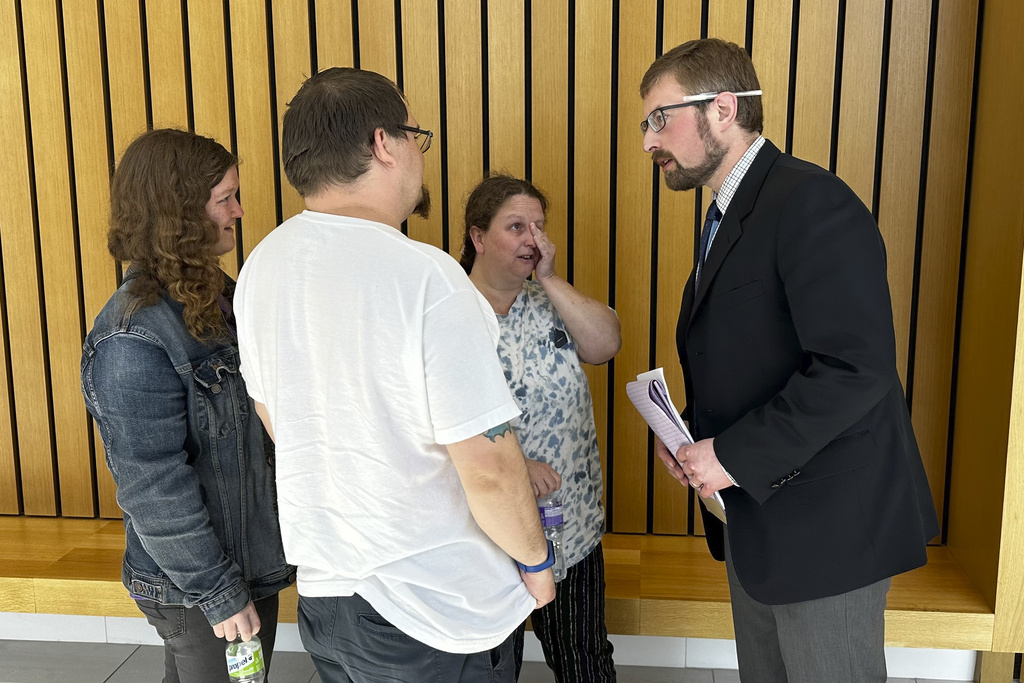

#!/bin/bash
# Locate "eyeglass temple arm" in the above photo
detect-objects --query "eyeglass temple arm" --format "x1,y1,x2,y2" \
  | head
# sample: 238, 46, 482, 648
681, 89, 762, 103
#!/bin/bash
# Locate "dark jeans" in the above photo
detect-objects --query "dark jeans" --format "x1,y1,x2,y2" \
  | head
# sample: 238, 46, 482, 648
137, 593, 280, 683
513, 543, 616, 682
298, 593, 516, 683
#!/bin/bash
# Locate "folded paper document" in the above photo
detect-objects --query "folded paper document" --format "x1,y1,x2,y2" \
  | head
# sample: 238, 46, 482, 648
626, 368, 727, 524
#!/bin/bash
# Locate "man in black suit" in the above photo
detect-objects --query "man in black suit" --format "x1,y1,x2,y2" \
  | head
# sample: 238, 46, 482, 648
642, 39, 939, 682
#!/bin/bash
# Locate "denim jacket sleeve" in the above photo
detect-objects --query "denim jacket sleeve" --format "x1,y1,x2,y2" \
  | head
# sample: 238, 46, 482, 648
84, 331, 250, 625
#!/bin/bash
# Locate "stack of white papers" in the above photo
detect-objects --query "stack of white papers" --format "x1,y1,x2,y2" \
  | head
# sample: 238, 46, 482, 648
626, 368, 727, 524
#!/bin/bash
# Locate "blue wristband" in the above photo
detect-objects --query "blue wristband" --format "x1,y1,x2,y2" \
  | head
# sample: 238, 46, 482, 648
516, 540, 555, 573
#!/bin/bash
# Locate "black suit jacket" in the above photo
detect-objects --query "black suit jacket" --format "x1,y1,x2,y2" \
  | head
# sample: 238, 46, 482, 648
677, 140, 940, 605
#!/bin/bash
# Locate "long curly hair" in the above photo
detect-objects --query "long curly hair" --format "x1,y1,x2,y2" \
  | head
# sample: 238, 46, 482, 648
108, 129, 237, 341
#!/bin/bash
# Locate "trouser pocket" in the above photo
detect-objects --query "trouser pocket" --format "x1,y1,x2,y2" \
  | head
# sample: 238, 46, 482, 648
135, 598, 187, 640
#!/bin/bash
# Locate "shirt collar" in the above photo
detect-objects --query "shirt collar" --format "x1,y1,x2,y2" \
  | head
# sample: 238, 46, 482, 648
712, 135, 766, 215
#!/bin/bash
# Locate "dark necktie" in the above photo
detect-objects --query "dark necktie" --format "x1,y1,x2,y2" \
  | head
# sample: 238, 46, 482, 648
696, 200, 722, 287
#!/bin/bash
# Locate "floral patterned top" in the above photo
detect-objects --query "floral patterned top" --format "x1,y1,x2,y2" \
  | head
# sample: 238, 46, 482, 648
495, 280, 605, 568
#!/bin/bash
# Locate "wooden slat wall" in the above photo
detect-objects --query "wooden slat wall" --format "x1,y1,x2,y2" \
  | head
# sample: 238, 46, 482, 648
0, 1, 978, 540
574, 0, 613, 528
487, 0, 525, 178
613, 0, 658, 533
912, 0, 978, 534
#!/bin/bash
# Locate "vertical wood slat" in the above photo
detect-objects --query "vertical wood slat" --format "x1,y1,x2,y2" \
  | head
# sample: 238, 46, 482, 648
834, 0, 884, 208
402, 0, 444, 250
790, 0, 838, 168
612, 0, 658, 533
145, 0, 189, 129
877, 0, 931, 385
706, 0, 746, 45
23, 3, 89, 517
0, 1, 30, 514
653, 0, 702, 535
64, 0, 119, 518
230, 2, 278, 257
271, 0, 312, 222
912, 0, 979, 535
444, 0, 484, 258
188, 0, 239, 280
314, 0, 354, 70
530, 1, 570, 309
487, 0, 525, 177
104, 0, 148, 168
751, 0, 793, 148
358, 0, 398, 83
101, 0, 148, 519
574, 0, 613, 527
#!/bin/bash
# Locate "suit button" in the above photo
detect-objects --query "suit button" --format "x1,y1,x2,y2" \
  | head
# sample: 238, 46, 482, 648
694, 351, 703, 356
703, 409, 713, 414
770, 482, 781, 489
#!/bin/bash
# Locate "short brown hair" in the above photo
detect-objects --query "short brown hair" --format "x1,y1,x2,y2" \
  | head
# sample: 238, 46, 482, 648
282, 67, 409, 197
109, 128, 237, 340
641, 38, 763, 134
461, 174, 548, 274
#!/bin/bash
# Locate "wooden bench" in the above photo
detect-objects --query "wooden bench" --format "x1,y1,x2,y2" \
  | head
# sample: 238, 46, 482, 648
0, 518, 997, 662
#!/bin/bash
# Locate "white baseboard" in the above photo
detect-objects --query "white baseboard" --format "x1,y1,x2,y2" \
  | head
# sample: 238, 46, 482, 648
0, 612, 979, 680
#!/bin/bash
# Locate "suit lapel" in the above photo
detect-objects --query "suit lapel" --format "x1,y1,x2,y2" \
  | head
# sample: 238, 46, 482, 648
689, 140, 782, 325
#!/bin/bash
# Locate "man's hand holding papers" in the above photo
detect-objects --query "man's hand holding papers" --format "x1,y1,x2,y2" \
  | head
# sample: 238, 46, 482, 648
655, 436, 734, 499
626, 369, 728, 523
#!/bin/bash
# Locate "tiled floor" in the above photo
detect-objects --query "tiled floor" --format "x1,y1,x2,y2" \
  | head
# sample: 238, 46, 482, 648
0, 639, 985, 683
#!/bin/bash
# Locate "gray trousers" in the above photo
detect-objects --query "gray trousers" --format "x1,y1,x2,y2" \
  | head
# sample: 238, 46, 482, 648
137, 593, 279, 683
725, 540, 890, 683
298, 593, 516, 683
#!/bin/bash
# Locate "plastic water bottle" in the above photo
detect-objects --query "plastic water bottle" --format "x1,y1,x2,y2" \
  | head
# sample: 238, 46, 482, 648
226, 634, 266, 682
538, 495, 566, 582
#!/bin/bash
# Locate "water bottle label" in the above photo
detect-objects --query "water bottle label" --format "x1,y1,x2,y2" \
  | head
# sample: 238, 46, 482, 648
227, 647, 264, 678
540, 504, 563, 527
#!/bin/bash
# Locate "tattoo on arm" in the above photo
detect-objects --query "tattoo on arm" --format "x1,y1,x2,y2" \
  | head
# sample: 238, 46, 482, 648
482, 422, 512, 442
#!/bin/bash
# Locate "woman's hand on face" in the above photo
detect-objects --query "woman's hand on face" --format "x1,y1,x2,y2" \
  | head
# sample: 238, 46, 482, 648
524, 458, 562, 499
531, 223, 557, 280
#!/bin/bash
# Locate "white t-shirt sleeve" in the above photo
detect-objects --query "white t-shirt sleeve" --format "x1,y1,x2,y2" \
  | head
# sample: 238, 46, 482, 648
423, 288, 520, 444
233, 268, 266, 405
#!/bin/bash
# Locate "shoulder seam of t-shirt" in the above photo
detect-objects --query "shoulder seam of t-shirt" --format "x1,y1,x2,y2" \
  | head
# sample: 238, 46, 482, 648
422, 280, 470, 317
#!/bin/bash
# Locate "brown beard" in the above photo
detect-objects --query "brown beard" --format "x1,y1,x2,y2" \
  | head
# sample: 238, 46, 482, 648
413, 185, 431, 219
656, 113, 727, 192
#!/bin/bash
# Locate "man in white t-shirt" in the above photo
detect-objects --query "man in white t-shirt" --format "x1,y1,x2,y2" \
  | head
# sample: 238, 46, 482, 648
233, 67, 555, 682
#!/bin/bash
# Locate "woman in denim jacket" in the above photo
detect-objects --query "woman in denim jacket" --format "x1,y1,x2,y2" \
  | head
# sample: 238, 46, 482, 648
81, 129, 293, 682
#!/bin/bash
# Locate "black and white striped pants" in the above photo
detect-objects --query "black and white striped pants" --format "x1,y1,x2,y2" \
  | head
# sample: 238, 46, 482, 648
513, 541, 617, 682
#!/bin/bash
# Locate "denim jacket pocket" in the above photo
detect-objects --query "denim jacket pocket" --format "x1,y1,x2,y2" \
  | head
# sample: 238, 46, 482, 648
192, 352, 244, 439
